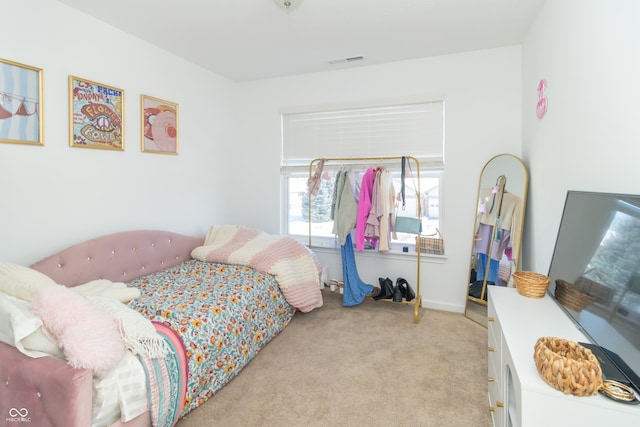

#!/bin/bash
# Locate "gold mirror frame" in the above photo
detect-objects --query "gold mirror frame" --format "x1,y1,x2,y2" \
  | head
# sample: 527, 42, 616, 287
464, 154, 529, 327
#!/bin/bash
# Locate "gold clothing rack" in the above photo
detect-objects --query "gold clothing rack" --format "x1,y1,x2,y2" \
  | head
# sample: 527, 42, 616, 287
308, 155, 423, 323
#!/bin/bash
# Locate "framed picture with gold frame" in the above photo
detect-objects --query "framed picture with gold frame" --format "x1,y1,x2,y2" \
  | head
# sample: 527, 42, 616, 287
69, 75, 124, 150
141, 94, 178, 154
0, 57, 43, 146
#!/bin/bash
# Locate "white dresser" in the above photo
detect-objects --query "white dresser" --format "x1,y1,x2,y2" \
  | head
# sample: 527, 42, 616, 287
487, 286, 640, 427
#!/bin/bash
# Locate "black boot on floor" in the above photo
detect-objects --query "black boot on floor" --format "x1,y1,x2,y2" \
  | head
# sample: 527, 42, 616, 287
374, 277, 394, 300
392, 281, 403, 303
396, 277, 415, 302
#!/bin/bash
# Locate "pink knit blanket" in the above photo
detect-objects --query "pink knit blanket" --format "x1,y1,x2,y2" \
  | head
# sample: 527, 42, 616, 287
191, 225, 323, 312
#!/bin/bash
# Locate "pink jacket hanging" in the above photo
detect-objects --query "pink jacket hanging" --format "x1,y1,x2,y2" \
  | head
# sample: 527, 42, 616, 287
355, 168, 375, 251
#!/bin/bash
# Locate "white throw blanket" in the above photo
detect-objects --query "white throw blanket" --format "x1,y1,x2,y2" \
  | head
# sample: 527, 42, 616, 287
88, 296, 169, 359
191, 225, 323, 313
74, 279, 141, 302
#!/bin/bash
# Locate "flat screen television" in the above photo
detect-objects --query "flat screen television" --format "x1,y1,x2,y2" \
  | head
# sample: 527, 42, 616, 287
548, 190, 640, 393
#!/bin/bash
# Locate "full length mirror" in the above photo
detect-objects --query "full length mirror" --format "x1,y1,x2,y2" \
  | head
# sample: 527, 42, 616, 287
465, 154, 528, 327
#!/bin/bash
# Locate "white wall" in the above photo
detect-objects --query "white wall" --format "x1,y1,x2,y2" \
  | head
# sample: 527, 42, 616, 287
232, 48, 523, 312
2, 1, 524, 313
0, 0, 236, 264
521, 0, 640, 273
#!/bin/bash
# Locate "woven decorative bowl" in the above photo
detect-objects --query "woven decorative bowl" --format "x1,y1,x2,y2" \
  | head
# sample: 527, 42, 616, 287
533, 337, 603, 396
555, 279, 597, 312
513, 271, 550, 298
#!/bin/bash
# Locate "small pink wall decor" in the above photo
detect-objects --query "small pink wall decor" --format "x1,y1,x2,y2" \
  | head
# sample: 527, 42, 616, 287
536, 79, 547, 119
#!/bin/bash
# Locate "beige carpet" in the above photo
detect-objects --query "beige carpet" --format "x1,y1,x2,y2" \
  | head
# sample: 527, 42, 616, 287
176, 291, 492, 427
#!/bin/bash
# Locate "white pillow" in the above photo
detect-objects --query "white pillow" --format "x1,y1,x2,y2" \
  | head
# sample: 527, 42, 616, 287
0, 292, 64, 358
0, 262, 56, 301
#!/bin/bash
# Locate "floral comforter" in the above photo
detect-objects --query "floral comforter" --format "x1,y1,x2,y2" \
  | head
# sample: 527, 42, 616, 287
127, 259, 296, 417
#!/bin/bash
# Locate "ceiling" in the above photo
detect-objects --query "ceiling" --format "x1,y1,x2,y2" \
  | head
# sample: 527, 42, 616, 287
56, 0, 545, 83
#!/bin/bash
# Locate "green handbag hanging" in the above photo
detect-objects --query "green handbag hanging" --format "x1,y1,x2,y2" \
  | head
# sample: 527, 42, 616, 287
394, 156, 422, 235
394, 216, 423, 234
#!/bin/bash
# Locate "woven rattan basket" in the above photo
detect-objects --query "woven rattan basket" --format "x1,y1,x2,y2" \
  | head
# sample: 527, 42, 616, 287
555, 279, 597, 312
513, 271, 550, 298
533, 337, 603, 396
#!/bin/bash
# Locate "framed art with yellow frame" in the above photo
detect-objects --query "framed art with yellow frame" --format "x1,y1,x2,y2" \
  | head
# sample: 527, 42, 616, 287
141, 94, 178, 155
0, 57, 43, 146
69, 75, 124, 150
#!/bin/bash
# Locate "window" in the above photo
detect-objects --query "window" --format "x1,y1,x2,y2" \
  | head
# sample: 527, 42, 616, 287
280, 98, 444, 251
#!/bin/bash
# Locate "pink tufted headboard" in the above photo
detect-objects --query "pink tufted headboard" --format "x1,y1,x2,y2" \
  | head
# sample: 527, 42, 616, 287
1, 230, 204, 427
30, 229, 204, 286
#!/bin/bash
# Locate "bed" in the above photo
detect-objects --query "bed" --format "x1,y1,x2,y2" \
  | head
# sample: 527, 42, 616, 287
0, 227, 323, 427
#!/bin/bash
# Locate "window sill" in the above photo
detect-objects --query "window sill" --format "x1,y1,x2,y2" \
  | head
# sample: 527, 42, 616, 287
309, 245, 447, 263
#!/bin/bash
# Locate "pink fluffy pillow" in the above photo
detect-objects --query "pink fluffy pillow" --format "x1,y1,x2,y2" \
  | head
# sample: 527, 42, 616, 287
31, 285, 125, 377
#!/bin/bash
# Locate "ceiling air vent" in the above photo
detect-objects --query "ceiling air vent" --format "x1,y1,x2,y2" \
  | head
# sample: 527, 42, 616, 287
328, 56, 365, 65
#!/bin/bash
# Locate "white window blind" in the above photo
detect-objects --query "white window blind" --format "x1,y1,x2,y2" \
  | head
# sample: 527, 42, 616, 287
281, 100, 444, 169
